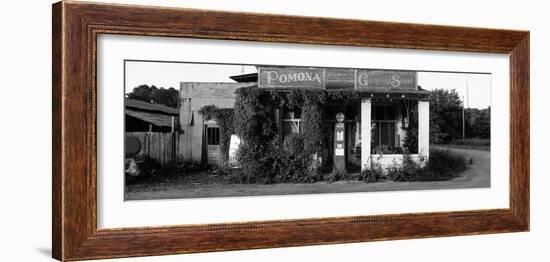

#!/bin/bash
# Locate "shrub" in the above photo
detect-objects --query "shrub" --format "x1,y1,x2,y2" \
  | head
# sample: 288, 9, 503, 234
232, 134, 322, 184
227, 169, 247, 184
387, 149, 468, 182
233, 141, 273, 183
372, 145, 404, 154
327, 163, 360, 182
361, 167, 385, 183
158, 156, 205, 176
418, 149, 467, 181
388, 155, 420, 181
325, 171, 340, 182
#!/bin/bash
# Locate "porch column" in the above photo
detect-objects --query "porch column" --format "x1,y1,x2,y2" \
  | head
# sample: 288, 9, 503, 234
361, 98, 372, 170
418, 100, 430, 164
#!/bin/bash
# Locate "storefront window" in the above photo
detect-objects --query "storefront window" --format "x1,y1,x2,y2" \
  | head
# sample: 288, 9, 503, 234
372, 105, 397, 151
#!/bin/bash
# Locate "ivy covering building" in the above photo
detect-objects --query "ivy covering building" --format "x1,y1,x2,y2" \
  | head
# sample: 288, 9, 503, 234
177, 66, 431, 181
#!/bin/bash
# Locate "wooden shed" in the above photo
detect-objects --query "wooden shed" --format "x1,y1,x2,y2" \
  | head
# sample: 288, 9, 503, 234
125, 99, 179, 165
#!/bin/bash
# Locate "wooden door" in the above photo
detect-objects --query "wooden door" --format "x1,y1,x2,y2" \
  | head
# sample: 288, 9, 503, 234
205, 125, 222, 166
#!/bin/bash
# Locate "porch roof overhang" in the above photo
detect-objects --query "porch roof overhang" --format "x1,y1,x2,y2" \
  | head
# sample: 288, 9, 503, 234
125, 98, 179, 115
360, 89, 431, 101
250, 85, 431, 100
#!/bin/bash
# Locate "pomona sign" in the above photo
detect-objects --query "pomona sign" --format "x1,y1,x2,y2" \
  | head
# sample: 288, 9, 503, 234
259, 68, 325, 89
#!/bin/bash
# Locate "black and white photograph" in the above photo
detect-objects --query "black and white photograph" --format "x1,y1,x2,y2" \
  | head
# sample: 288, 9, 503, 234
123, 61, 491, 200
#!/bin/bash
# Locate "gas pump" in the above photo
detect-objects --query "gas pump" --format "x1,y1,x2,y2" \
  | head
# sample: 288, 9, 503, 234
332, 112, 346, 177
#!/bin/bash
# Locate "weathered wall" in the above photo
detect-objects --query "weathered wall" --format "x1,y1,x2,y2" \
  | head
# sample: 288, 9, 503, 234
370, 154, 421, 171
178, 82, 255, 163
126, 132, 177, 165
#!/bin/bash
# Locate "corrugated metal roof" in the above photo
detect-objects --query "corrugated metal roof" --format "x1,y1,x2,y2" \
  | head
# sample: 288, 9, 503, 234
126, 109, 175, 127
125, 99, 178, 115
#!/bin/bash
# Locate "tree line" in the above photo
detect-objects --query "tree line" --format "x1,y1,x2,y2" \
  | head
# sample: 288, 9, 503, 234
126, 84, 179, 108
429, 88, 490, 144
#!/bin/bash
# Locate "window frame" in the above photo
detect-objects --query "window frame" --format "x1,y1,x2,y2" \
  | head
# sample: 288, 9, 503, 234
206, 126, 221, 146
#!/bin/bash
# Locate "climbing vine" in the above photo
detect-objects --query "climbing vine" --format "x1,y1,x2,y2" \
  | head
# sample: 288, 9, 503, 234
219, 86, 432, 183
233, 87, 278, 143
231, 88, 367, 183
301, 103, 324, 155
401, 101, 419, 154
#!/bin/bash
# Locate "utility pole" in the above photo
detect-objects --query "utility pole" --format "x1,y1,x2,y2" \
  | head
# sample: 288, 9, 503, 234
466, 74, 470, 108
462, 74, 469, 140
462, 95, 465, 140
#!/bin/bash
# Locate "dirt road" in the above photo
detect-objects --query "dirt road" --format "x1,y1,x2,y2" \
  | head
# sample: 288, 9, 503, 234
431, 145, 491, 188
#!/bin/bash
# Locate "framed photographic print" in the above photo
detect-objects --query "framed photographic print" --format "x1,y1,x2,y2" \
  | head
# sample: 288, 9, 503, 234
52, 1, 529, 261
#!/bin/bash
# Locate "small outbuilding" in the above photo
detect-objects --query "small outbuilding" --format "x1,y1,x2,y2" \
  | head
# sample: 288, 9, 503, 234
178, 82, 255, 165
125, 98, 180, 165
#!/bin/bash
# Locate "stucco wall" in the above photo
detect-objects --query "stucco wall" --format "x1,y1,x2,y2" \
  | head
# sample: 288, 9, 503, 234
370, 154, 422, 171
178, 82, 255, 163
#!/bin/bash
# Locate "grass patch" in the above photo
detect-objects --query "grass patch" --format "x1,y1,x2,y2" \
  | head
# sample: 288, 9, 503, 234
385, 149, 468, 182
442, 138, 490, 151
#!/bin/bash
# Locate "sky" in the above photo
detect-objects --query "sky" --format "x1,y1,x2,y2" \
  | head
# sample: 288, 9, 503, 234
125, 60, 491, 109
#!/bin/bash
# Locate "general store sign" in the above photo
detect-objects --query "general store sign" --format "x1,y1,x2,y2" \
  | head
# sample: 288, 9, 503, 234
258, 67, 417, 91
356, 70, 417, 90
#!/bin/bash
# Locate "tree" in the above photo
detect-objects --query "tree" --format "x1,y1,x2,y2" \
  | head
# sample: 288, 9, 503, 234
127, 84, 156, 102
466, 107, 490, 139
151, 87, 179, 108
126, 85, 179, 108
429, 89, 463, 143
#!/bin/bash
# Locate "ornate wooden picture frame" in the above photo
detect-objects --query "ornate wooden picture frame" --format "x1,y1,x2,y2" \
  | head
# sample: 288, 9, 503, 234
52, 1, 529, 261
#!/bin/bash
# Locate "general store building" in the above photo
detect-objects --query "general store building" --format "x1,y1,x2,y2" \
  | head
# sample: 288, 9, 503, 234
178, 66, 430, 170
